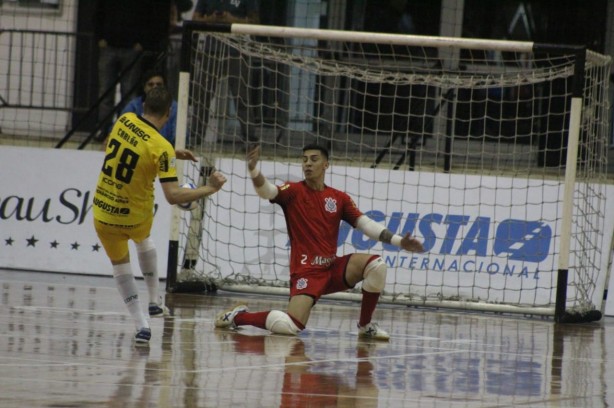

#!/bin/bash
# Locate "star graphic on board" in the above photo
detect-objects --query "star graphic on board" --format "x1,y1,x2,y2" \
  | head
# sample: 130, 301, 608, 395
5, 237, 14, 246
92, 243, 101, 252
71, 242, 80, 250
50, 240, 59, 249
26, 235, 39, 247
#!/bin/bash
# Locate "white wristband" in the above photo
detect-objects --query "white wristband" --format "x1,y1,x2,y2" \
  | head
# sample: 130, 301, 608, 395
391, 234, 402, 247
249, 167, 260, 179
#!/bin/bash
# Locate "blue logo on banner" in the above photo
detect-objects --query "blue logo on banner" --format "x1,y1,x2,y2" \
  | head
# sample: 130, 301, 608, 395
494, 220, 551, 262
338, 212, 552, 265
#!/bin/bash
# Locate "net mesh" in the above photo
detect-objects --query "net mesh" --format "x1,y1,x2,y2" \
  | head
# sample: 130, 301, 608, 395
173, 28, 611, 317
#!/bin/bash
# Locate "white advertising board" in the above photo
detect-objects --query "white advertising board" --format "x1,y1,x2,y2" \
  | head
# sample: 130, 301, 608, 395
0, 146, 171, 277
1, 147, 613, 316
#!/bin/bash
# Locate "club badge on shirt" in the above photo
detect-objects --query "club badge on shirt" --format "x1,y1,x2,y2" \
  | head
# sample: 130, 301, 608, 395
324, 197, 337, 213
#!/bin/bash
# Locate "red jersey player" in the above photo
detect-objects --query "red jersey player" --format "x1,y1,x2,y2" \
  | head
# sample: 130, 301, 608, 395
214, 144, 424, 340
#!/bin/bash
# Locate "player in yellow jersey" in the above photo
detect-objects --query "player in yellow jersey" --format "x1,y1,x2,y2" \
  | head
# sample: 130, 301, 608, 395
93, 87, 227, 345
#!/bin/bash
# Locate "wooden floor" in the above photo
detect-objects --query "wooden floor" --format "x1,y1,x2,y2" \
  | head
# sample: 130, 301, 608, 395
1, 269, 614, 407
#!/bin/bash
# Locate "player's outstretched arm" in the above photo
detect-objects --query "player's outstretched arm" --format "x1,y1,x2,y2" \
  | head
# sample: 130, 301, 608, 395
247, 145, 278, 200
161, 171, 227, 205
356, 215, 424, 253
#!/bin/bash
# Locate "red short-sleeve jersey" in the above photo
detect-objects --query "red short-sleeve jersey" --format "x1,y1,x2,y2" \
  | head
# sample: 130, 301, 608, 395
272, 181, 363, 275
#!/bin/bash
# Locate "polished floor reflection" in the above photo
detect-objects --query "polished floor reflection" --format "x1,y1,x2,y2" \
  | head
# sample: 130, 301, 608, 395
0, 269, 613, 407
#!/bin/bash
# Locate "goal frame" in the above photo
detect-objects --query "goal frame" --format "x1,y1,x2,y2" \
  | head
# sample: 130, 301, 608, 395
166, 21, 611, 323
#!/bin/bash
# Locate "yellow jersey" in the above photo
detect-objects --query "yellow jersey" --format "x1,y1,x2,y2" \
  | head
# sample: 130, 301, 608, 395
93, 112, 177, 226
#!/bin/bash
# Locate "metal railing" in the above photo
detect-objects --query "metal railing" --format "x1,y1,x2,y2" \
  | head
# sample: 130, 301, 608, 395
0, 29, 174, 148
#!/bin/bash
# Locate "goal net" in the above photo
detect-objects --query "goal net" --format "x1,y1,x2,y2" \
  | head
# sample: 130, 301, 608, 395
168, 22, 612, 322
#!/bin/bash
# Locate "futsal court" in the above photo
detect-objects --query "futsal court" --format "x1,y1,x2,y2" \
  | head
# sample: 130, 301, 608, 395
1, 268, 613, 408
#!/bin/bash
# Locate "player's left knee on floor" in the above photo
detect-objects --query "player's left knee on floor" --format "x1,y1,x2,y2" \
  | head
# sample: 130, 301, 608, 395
362, 256, 387, 293
265, 310, 301, 335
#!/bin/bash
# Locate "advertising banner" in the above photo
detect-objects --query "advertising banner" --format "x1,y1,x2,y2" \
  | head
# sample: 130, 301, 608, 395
0, 146, 171, 277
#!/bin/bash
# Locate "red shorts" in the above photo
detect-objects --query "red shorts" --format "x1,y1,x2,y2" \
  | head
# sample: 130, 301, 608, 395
289, 255, 354, 302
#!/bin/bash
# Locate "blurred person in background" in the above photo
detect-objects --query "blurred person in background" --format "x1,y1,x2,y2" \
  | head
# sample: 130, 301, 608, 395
94, 0, 171, 141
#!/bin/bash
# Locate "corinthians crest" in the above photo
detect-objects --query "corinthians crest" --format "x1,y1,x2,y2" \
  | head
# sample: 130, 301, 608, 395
324, 197, 337, 213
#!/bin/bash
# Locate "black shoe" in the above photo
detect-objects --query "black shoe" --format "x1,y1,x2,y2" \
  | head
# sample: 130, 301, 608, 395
134, 327, 152, 345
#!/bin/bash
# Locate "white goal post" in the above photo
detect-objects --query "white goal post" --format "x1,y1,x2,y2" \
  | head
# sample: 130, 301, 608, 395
167, 22, 612, 323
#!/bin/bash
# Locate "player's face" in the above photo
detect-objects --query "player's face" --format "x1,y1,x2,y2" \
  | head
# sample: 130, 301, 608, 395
302, 150, 328, 180
144, 76, 165, 94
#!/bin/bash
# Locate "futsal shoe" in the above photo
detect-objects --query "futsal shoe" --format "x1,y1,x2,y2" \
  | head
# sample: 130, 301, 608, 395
134, 327, 152, 345
214, 304, 248, 329
357, 322, 390, 341
149, 303, 170, 317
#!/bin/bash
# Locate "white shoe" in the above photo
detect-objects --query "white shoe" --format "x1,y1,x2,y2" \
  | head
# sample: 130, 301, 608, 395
357, 322, 390, 341
215, 304, 248, 329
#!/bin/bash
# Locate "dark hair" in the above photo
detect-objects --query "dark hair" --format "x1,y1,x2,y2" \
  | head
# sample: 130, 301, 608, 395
141, 69, 167, 90
302, 144, 329, 160
143, 87, 172, 117
174, 0, 193, 14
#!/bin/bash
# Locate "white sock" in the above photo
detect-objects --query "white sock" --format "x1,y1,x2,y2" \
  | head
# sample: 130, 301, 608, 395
137, 247, 160, 305
113, 263, 149, 330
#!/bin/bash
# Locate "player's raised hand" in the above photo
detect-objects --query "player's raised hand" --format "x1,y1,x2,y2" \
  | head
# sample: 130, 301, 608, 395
175, 149, 198, 162
208, 171, 227, 191
400, 233, 424, 253
246, 145, 260, 171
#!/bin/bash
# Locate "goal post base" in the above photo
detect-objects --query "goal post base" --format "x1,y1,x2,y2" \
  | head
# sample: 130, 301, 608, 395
167, 279, 218, 294
556, 309, 603, 324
